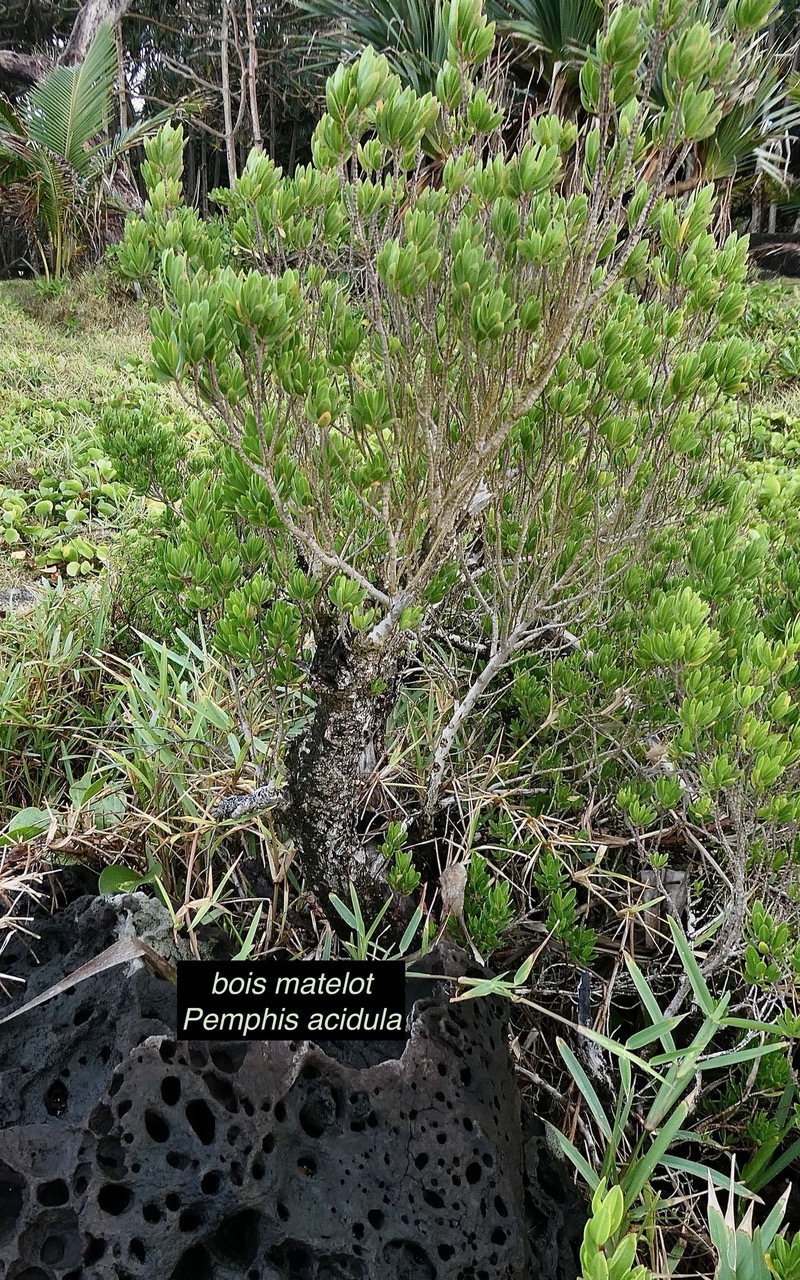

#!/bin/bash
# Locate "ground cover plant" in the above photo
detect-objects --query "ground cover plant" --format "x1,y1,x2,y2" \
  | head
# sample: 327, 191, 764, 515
2, 1, 800, 1275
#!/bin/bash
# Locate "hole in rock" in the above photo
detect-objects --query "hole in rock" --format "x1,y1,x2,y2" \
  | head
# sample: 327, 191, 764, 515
84, 1236, 106, 1262
97, 1184, 132, 1215
167, 1152, 190, 1170
11, 1268, 51, 1280
297, 1156, 316, 1177
209, 1209, 261, 1265
262, 1134, 275, 1154
268, 1241, 313, 1277
203, 1072, 238, 1112
0, 1162, 25, 1244
43, 1080, 68, 1117
144, 1110, 170, 1143
200, 1172, 221, 1195
186, 1099, 216, 1145
161, 1077, 181, 1106
438, 1244, 456, 1261
37, 1180, 69, 1208
494, 1195, 508, 1217
143, 1204, 162, 1223
209, 1043, 247, 1073
97, 1137, 126, 1178
298, 1083, 337, 1137
422, 1189, 445, 1209
159, 1040, 176, 1064
465, 1162, 482, 1185
367, 1209, 384, 1229
179, 1208, 204, 1233
414, 1153, 429, 1171
277, 1201, 290, 1222
130, 1239, 146, 1262
165, 1193, 181, 1211
41, 1234, 65, 1264
381, 1240, 436, 1279
73, 1004, 92, 1026
170, 1244, 214, 1280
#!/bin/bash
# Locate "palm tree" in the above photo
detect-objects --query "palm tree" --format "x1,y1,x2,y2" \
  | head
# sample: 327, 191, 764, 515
297, 0, 450, 96
0, 22, 174, 278
494, 0, 601, 102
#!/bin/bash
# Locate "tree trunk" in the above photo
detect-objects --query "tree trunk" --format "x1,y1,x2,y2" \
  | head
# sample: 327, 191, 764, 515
283, 623, 404, 915
244, 0, 262, 151
220, 0, 238, 187
0, 0, 134, 95
114, 21, 127, 134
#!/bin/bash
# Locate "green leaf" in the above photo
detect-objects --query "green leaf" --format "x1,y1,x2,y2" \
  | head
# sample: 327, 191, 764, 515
26, 24, 117, 175
545, 1121, 601, 1192
626, 1015, 685, 1051
399, 904, 424, 955
626, 955, 678, 1053
329, 893, 359, 931
696, 1042, 787, 1071
659, 1156, 755, 1198
621, 1101, 689, 1205
98, 864, 147, 894
557, 1037, 614, 1141
232, 904, 263, 961
667, 917, 716, 1017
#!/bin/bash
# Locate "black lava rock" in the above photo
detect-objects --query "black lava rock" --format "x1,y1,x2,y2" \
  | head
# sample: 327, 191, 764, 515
0, 894, 583, 1279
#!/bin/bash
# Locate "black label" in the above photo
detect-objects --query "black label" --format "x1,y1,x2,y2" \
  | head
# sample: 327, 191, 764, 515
176, 961, 407, 1041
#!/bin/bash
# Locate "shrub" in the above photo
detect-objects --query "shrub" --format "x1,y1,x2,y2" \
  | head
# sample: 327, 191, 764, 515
116, 0, 775, 919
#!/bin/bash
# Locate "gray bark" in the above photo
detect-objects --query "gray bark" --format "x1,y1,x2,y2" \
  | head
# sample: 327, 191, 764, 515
0, 0, 135, 94
61, 0, 135, 65
283, 623, 405, 915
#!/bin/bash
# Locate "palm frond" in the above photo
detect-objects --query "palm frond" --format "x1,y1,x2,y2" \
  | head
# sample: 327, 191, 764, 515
703, 67, 800, 181
88, 97, 204, 172
24, 23, 117, 175
0, 94, 25, 135
297, 0, 449, 94
493, 0, 601, 76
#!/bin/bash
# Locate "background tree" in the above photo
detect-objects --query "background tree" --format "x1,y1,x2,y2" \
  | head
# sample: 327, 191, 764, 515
0, 24, 175, 277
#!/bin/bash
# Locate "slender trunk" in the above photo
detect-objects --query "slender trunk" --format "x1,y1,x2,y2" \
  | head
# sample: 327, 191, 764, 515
201, 134, 209, 217
269, 60, 276, 159
220, 0, 238, 186
751, 173, 763, 234
284, 623, 403, 913
244, 0, 262, 151
114, 22, 127, 133
288, 117, 298, 176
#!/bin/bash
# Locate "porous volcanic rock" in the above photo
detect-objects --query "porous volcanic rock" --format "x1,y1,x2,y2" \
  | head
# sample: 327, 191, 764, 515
0, 892, 583, 1280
